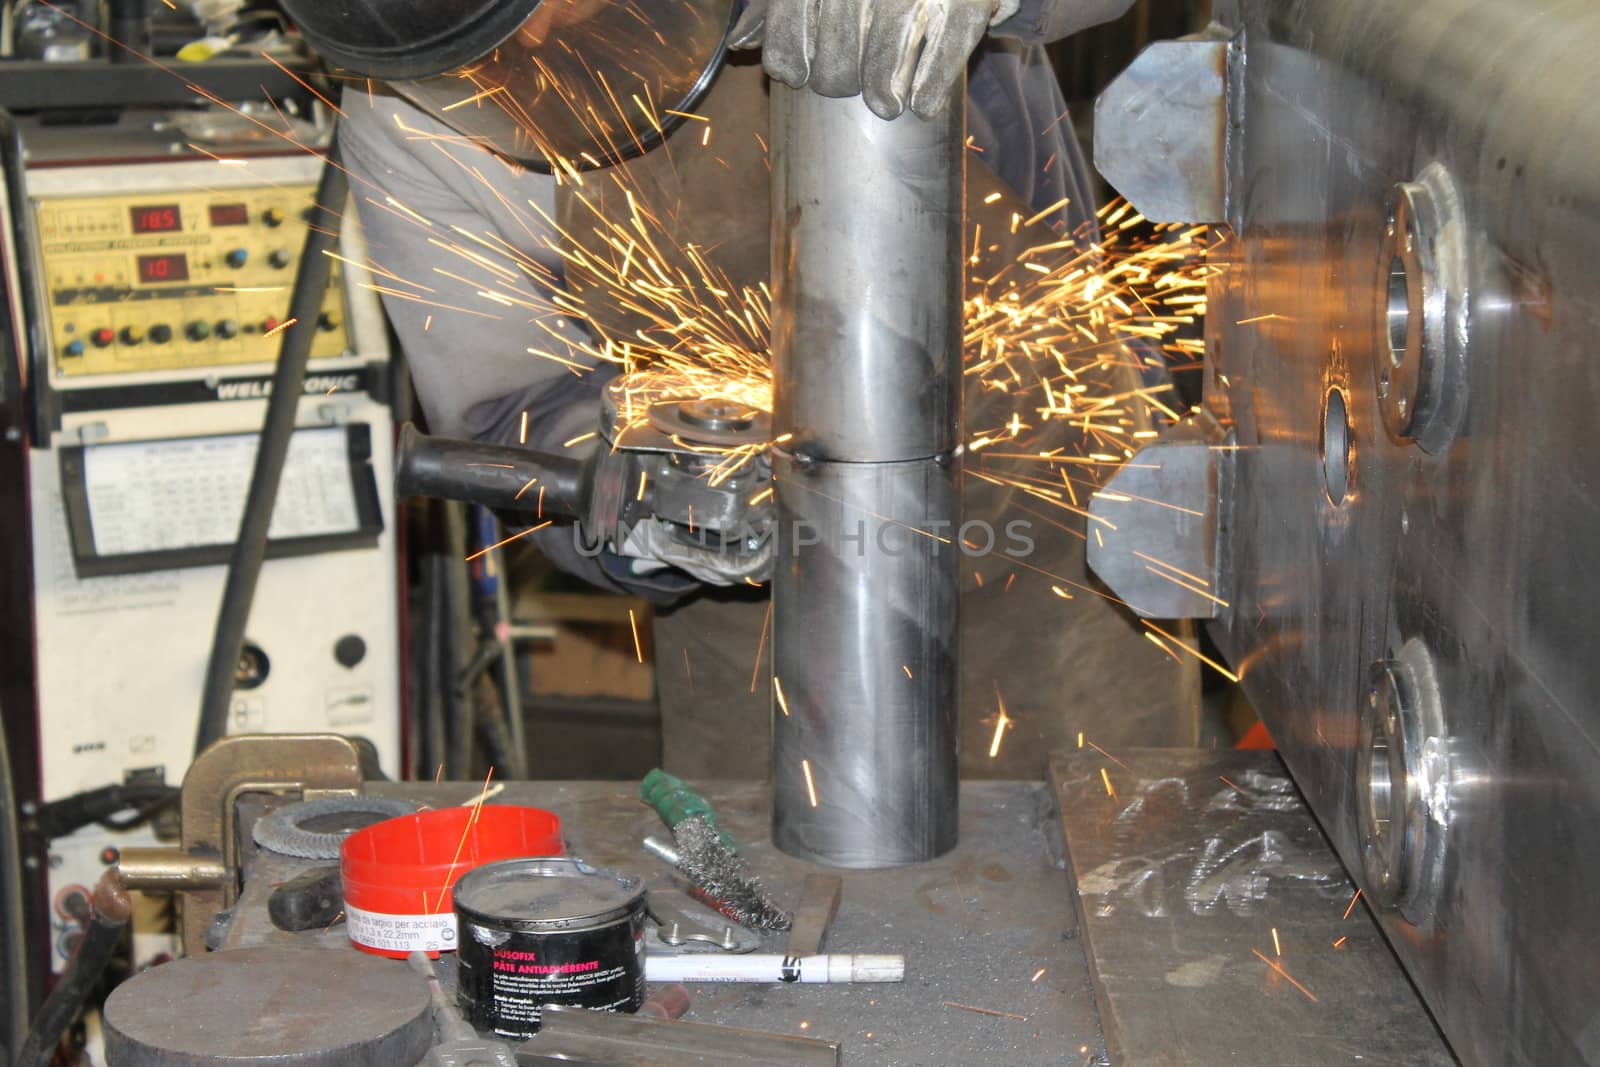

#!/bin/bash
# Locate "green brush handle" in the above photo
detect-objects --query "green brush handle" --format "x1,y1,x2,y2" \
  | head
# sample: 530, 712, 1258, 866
640, 769, 738, 851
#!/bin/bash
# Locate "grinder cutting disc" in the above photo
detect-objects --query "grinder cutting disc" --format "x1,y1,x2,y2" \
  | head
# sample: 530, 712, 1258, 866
103, 946, 431, 1066
646, 398, 771, 449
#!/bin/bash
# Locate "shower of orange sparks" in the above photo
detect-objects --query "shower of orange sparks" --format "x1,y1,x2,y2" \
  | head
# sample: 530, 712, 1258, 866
399, 114, 1201, 537
801, 759, 818, 807
628, 608, 643, 663
361, 98, 1211, 505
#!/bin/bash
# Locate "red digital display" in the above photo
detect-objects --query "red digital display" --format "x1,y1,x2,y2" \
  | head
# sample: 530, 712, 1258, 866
130, 204, 182, 233
137, 253, 189, 284
208, 202, 249, 227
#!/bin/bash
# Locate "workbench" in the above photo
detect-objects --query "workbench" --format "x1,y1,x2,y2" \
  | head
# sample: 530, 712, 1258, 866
218, 751, 1450, 1065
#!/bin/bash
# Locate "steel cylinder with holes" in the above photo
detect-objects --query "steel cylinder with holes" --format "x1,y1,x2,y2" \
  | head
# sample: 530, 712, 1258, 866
768, 82, 964, 868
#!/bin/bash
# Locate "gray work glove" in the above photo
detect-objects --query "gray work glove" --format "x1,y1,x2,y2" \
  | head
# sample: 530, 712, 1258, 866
614, 517, 774, 586
730, 0, 1020, 120
583, 437, 774, 587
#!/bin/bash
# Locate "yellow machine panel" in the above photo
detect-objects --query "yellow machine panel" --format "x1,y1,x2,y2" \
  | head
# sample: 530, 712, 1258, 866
35, 183, 350, 376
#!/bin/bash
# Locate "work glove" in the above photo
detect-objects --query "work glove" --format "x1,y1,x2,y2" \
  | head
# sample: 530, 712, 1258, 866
730, 0, 1020, 120
613, 516, 774, 586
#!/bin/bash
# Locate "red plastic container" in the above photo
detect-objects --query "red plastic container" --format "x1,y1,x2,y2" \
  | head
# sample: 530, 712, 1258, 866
340, 805, 562, 958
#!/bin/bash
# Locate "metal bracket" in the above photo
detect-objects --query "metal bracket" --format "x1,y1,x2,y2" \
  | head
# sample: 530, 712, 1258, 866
1086, 417, 1232, 619
116, 734, 364, 953
648, 891, 760, 954
1094, 36, 1233, 224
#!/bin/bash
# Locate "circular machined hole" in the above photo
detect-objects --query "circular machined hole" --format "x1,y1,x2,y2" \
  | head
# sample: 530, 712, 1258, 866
1322, 387, 1352, 505
1385, 254, 1410, 368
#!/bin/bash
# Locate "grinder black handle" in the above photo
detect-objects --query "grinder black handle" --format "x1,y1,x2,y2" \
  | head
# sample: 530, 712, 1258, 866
394, 422, 588, 520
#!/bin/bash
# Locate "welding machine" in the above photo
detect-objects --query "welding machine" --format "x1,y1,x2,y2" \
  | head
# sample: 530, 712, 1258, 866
0, 113, 402, 982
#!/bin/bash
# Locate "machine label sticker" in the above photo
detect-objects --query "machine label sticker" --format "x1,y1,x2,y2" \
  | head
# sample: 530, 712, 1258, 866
81, 429, 360, 554
213, 374, 361, 400
57, 366, 379, 414
344, 903, 458, 954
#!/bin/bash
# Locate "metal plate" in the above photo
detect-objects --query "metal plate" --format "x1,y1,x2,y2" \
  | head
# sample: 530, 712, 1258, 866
1092, 2, 1600, 1061
1051, 749, 1453, 1066
102, 946, 432, 1066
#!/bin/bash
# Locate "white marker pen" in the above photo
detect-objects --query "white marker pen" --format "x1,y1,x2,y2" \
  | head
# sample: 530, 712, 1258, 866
644, 953, 905, 984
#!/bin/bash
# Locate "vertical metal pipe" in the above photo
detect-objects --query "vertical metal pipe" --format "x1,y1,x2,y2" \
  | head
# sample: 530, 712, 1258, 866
769, 83, 965, 868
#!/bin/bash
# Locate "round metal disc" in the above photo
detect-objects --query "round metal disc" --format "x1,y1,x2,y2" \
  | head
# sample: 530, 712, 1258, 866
103, 947, 432, 1066
251, 796, 420, 860
646, 399, 771, 448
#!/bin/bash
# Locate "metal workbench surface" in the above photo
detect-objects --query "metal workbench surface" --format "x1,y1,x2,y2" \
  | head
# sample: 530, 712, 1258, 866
218, 765, 1452, 1064
1050, 750, 1453, 1066
362, 779, 1109, 1066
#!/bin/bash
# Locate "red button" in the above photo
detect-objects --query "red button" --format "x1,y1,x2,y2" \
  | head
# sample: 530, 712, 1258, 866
262, 316, 279, 333
91, 328, 114, 347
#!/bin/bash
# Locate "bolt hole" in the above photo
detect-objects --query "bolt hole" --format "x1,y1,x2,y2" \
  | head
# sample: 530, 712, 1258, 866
1385, 255, 1410, 368
1322, 387, 1352, 506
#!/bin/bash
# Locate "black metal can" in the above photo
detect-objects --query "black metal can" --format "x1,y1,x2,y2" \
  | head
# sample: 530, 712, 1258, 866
453, 856, 646, 1038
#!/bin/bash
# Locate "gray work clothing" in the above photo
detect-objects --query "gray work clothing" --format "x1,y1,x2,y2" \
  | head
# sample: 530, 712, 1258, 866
993, 0, 1135, 44
342, 16, 1198, 780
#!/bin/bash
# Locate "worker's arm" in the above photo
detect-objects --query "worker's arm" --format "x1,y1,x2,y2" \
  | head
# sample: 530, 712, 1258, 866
989, 0, 1136, 44
339, 87, 730, 600
337, 86, 591, 443
732, 0, 1135, 119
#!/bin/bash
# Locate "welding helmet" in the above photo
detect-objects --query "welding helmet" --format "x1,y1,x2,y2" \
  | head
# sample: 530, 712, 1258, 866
281, 0, 736, 171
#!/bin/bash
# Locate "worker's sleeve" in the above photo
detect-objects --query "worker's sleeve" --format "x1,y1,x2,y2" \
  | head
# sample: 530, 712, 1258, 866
339, 87, 694, 603
337, 86, 588, 442
968, 41, 1095, 230
990, 0, 1136, 44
